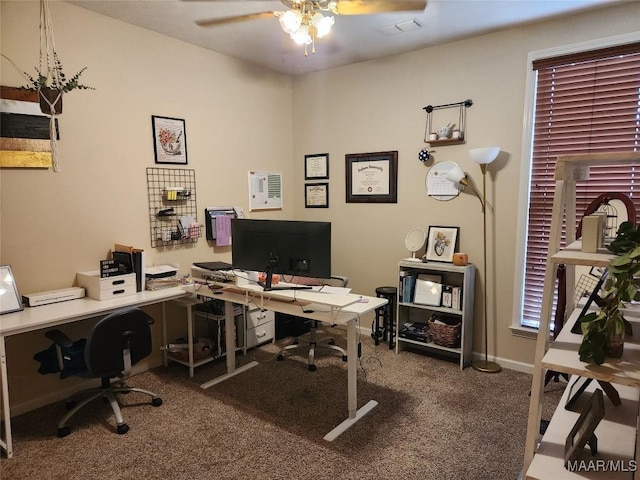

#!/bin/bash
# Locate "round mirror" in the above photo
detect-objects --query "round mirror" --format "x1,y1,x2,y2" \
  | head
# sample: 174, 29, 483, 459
405, 228, 426, 261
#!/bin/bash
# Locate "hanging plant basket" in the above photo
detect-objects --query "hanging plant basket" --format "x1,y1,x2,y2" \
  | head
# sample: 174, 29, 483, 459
39, 87, 62, 114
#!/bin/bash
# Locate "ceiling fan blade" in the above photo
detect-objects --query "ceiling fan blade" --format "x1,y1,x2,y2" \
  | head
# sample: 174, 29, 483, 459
196, 11, 277, 28
332, 1, 427, 15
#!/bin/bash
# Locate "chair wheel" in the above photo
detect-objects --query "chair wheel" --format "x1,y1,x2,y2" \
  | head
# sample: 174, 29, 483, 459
151, 397, 162, 407
57, 426, 71, 438
342, 355, 347, 362
116, 423, 130, 435
276, 354, 284, 361
309, 364, 317, 372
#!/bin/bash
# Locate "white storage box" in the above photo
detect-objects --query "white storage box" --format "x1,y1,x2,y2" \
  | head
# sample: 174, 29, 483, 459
77, 271, 136, 301
246, 308, 274, 348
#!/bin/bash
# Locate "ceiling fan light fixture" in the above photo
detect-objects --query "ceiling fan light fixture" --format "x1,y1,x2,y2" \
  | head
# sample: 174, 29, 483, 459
312, 12, 334, 38
279, 9, 303, 35
291, 25, 313, 45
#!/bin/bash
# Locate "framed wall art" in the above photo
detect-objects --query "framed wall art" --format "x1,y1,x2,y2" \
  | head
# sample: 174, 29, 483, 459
564, 388, 605, 467
152, 115, 188, 165
0, 265, 23, 314
345, 151, 398, 203
305, 182, 329, 208
425, 226, 459, 262
305, 153, 329, 180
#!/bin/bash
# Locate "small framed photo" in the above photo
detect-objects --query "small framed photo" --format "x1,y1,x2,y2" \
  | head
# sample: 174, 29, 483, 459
564, 376, 593, 410
564, 388, 605, 468
305, 153, 329, 180
0, 265, 23, 314
152, 115, 188, 165
305, 183, 329, 208
425, 226, 459, 262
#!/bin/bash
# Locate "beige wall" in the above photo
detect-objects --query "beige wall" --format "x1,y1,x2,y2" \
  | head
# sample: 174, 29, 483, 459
1, 1, 638, 412
289, 3, 640, 368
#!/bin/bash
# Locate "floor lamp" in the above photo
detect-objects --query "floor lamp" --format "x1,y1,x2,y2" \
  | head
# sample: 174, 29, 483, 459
445, 147, 501, 373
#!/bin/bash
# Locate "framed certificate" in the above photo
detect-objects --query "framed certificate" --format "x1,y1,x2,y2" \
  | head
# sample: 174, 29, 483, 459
345, 151, 398, 203
305, 153, 329, 180
305, 183, 329, 208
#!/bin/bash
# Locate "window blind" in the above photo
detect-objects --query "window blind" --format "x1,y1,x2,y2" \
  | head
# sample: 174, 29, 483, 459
522, 43, 640, 328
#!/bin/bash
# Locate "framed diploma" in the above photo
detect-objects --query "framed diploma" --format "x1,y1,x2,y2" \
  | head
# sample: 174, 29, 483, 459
345, 151, 398, 203
305, 182, 329, 208
305, 153, 329, 180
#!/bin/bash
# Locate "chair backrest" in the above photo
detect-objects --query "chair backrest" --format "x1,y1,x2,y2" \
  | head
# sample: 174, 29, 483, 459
85, 307, 154, 378
286, 275, 348, 288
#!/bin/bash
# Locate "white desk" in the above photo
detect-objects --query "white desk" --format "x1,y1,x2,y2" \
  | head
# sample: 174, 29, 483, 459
197, 283, 387, 441
0, 286, 189, 459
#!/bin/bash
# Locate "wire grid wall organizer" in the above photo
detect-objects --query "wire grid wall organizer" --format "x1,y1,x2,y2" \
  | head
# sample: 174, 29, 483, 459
146, 167, 202, 248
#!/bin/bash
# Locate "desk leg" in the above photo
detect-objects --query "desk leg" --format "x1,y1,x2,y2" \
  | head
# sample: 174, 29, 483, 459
162, 303, 168, 368
200, 300, 258, 389
323, 318, 378, 441
0, 335, 13, 458
187, 304, 194, 378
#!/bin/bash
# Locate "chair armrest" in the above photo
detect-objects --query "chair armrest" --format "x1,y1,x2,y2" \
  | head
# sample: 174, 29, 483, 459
45, 329, 74, 349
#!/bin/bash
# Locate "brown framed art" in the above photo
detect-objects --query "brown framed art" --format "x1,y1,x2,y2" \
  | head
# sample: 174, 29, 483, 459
345, 151, 398, 203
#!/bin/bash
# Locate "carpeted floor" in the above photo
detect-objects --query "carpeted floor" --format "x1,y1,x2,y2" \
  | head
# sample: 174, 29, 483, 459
1, 331, 564, 480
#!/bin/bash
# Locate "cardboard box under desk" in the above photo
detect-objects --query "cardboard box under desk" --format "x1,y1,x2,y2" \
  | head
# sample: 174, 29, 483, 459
77, 271, 136, 301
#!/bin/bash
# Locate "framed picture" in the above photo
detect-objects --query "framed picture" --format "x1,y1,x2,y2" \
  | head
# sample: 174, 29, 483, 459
0, 265, 23, 314
305, 182, 329, 208
345, 151, 398, 203
564, 388, 605, 467
152, 115, 188, 165
425, 226, 459, 262
305, 153, 329, 180
564, 376, 593, 410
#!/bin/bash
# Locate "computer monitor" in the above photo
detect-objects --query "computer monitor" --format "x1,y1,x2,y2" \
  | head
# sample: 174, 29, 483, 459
231, 219, 331, 291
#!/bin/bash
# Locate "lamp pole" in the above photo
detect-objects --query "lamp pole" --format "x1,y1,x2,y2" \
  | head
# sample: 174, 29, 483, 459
472, 164, 501, 373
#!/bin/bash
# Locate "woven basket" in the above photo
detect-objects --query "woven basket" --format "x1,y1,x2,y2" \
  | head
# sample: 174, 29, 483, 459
428, 315, 461, 348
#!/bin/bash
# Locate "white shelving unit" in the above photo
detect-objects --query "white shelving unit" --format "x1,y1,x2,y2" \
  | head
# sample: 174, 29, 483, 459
523, 152, 640, 479
395, 260, 474, 369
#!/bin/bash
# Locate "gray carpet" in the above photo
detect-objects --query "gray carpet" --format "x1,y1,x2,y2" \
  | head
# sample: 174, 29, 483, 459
1, 332, 564, 480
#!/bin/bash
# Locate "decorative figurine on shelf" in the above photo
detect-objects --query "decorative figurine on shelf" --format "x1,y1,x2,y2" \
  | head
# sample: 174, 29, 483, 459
418, 148, 431, 162
437, 122, 454, 140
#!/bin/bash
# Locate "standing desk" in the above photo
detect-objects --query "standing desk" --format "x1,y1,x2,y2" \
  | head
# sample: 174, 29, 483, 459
197, 283, 387, 441
0, 286, 189, 459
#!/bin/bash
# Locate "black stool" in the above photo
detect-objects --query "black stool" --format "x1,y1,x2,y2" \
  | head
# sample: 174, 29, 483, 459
372, 286, 397, 349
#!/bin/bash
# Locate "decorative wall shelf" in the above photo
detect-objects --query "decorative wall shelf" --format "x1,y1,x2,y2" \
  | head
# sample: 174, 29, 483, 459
422, 99, 472, 146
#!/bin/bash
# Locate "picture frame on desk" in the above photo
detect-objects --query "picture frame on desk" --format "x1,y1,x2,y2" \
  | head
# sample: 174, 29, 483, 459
425, 226, 459, 263
152, 115, 188, 165
0, 265, 23, 314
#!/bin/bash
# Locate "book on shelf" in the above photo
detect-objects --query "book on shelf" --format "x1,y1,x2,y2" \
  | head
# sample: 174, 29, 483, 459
451, 286, 462, 310
400, 270, 418, 303
113, 243, 145, 292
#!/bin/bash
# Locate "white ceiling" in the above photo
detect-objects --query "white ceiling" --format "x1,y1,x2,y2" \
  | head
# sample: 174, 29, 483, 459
69, 0, 621, 76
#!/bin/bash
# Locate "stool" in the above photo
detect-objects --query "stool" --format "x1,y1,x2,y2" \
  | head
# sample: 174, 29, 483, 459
372, 286, 397, 349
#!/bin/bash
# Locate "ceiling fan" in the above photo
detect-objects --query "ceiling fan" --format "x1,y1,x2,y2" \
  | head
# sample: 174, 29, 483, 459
195, 1, 428, 55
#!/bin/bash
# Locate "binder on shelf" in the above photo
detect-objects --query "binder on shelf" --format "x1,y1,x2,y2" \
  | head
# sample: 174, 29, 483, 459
114, 243, 145, 292
401, 271, 418, 303
204, 206, 236, 244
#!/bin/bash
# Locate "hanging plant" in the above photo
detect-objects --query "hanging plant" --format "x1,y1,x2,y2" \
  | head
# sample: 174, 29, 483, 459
21, 51, 93, 114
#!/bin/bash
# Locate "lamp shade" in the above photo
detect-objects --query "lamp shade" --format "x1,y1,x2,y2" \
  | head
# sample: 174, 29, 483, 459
469, 147, 500, 165
279, 9, 302, 35
445, 165, 467, 185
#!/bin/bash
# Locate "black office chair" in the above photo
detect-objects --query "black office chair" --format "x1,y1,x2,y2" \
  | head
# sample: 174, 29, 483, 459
276, 275, 348, 371
41, 307, 162, 437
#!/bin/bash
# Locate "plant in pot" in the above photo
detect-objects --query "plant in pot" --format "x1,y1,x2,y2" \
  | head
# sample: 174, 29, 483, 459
578, 221, 639, 364
21, 51, 93, 114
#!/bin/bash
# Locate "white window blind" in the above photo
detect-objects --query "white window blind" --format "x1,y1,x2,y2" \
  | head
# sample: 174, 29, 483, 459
522, 43, 640, 328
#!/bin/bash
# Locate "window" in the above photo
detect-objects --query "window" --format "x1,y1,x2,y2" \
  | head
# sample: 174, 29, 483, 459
519, 41, 640, 329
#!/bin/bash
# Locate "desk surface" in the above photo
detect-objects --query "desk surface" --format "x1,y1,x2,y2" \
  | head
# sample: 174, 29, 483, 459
198, 284, 386, 324
0, 287, 189, 337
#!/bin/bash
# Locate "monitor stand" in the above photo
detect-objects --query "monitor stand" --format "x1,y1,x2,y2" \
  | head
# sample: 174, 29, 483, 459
259, 264, 312, 292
